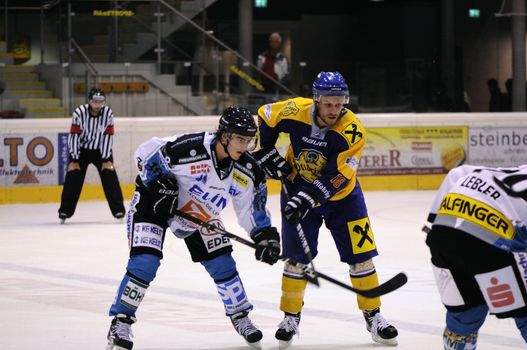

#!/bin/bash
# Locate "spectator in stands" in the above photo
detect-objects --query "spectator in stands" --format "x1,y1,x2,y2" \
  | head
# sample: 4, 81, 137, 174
487, 78, 503, 112
257, 32, 290, 94
502, 78, 513, 112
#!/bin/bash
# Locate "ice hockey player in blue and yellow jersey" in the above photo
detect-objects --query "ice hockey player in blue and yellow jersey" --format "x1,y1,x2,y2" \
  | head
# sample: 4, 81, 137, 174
252, 72, 398, 349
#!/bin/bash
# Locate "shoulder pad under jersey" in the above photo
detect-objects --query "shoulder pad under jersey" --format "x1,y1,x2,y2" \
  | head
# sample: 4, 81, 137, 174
234, 153, 265, 185
163, 132, 211, 165
333, 113, 365, 147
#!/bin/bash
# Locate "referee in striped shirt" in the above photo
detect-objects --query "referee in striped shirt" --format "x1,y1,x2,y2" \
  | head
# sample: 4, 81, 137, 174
58, 88, 125, 223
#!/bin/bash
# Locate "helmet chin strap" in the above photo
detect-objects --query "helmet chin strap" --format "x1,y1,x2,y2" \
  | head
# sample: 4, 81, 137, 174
218, 132, 233, 161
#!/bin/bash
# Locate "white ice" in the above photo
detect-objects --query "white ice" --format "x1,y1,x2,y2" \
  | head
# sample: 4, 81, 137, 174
0, 191, 524, 349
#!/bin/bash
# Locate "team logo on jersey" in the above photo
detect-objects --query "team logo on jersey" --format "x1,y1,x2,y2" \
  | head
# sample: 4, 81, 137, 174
347, 217, 376, 254
344, 156, 359, 171
278, 101, 299, 117
198, 217, 225, 236
475, 266, 525, 314
514, 252, 527, 288
330, 174, 346, 189
179, 201, 211, 224
438, 193, 514, 239
264, 104, 272, 121
191, 163, 211, 175
341, 122, 364, 145
188, 184, 228, 210
233, 171, 248, 188
294, 149, 327, 183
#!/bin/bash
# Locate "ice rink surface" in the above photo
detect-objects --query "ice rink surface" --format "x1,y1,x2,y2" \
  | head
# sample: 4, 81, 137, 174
0, 190, 524, 349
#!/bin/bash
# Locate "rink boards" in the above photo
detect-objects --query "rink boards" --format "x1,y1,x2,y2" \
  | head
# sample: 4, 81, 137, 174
2, 112, 527, 203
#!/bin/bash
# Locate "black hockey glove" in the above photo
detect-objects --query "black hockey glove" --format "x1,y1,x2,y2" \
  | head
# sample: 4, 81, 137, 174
252, 147, 292, 179
283, 190, 316, 224
252, 227, 281, 265
149, 177, 179, 219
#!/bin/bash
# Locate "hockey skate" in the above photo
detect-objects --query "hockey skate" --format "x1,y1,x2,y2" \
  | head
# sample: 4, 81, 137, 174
363, 308, 398, 346
230, 311, 263, 350
106, 313, 136, 350
114, 211, 125, 223
275, 312, 301, 350
58, 212, 68, 224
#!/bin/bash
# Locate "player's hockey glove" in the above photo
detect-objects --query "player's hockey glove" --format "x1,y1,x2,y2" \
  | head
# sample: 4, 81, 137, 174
149, 176, 179, 219
252, 227, 281, 265
283, 190, 317, 224
252, 147, 292, 179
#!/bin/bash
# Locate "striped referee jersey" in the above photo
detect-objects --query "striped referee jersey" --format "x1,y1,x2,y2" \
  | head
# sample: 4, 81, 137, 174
68, 104, 115, 161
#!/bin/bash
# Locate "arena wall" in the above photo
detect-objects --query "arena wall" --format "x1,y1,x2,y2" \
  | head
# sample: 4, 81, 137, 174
2, 113, 527, 204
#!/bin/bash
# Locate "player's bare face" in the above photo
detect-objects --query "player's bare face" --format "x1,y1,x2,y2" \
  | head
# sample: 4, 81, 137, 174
89, 99, 105, 115
227, 134, 255, 160
218, 133, 255, 161
316, 96, 346, 127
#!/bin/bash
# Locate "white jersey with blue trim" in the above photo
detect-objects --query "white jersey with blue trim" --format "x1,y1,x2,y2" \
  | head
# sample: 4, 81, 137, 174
429, 164, 527, 252
135, 131, 271, 239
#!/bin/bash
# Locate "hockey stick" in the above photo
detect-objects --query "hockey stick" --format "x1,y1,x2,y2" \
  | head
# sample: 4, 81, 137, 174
280, 181, 320, 286
174, 209, 408, 298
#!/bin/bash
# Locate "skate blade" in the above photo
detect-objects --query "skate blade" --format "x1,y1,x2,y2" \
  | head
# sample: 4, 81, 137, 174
246, 340, 262, 350
278, 339, 293, 350
60, 219, 66, 224
372, 334, 398, 346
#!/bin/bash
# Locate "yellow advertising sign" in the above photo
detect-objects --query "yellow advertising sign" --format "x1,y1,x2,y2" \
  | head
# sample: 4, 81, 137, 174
359, 126, 468, 176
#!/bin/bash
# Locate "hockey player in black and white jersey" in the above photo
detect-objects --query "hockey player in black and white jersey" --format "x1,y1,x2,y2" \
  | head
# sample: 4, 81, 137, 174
426, 164, 527, 350
106, 107, 281, 350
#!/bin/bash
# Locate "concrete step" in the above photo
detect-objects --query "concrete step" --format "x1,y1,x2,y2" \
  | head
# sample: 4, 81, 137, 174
0, 72, 39, 81
5, 81, 46, 90
8, 90, 53, 98
0, 65, 35, 73
0, 53, 14, 65
24, 106, 67, 118
19, 98, 62, 108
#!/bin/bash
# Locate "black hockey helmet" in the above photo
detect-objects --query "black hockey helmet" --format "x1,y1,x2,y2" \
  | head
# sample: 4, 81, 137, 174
88, 88, 106, 101
218, 106, 257, 137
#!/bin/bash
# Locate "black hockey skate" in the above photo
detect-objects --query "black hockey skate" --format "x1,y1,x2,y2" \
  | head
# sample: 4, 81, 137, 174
58, 212, 69, 224
106, 314, 136, 350
230, 311, 263, 349
363, 308, 398, 346
275, 312, 301, 350
114, 211, 126, 223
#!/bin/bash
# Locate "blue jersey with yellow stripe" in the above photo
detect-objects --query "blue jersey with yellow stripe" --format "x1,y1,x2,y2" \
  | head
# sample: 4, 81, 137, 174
258, 97, 366, 203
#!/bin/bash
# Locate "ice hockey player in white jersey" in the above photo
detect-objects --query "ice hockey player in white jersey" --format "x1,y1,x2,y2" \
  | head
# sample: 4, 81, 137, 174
106, 107, 281, 350
426, 164, 527, 350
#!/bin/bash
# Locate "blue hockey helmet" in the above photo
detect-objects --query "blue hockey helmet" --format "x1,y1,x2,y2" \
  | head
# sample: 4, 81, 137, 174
312, 71, 349, 103
218, 106, 257, 137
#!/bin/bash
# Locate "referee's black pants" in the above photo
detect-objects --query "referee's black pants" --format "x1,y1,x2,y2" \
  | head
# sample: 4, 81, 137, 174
58, 149, 125, 218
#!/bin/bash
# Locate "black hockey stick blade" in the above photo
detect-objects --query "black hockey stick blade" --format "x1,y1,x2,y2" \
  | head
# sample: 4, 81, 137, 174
173, 210, 407, 295
306, 268, 407, 298
353, 272, 408, 298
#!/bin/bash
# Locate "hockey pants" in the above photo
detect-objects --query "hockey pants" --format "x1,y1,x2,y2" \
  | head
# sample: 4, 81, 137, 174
58, 168, 85, 217
100, 168, 125, 216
